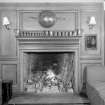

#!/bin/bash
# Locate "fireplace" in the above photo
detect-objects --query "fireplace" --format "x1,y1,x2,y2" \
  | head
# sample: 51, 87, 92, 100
17, 30, 81, 93
23, 52, 74, 93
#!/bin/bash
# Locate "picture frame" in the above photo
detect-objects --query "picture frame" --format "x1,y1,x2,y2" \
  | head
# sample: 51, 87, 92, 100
85, 35, 97, 50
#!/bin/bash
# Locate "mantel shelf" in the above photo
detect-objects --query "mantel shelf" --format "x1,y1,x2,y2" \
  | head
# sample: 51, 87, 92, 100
16, 30, 82, 41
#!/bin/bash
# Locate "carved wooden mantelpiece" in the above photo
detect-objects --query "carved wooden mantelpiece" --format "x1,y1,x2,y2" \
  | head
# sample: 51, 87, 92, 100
16, 30, 82, 44
16, 30, 82, 93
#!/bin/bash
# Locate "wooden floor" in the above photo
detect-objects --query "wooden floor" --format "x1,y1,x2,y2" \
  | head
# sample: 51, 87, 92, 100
8, 92, 90, 105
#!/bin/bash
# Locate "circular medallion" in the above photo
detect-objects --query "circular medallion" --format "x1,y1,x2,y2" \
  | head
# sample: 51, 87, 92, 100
38, 10, 56, 28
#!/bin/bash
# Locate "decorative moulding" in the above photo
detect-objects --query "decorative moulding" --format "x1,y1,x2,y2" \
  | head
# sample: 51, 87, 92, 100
16, 30, 82, 41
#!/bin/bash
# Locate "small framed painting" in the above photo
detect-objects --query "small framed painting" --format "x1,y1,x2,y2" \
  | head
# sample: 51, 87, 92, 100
85, 35, 97, 50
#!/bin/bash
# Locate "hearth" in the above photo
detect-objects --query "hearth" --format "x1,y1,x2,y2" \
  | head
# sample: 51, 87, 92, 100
23, 52, 74, 93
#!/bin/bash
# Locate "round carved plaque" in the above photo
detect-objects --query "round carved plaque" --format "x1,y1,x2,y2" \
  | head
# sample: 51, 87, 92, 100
38, 10, 56, 28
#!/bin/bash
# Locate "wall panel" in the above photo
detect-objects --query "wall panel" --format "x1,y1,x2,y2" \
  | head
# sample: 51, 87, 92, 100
79, 62, 102, 92
20, 10, 78, 31
1, 64, 17, 85
0, 10, 17, 58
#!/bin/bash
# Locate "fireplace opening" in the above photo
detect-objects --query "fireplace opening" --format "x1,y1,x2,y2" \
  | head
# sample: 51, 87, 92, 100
23, 52, 75, 94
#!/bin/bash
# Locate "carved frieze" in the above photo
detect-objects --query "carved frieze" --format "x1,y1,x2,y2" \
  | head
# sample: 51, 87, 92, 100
16, 30, 82, 42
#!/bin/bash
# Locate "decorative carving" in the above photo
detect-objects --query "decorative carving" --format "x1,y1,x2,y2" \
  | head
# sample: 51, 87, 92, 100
38, 10, 56, 28
17, 30, 81, 38
16, 30, 82, 45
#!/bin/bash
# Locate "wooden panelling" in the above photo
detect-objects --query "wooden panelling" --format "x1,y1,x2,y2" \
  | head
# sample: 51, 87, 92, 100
20, 10, 79, 31
1, 64, 17, 85
80, 10, 102, 57
0, 10, 17, 58
0, 2, 104, 92
0, 3, 103, 59
79, 62, 102, 91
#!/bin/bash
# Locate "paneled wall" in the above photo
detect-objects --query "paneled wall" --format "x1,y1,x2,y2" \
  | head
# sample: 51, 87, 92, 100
0, 2, 104, 93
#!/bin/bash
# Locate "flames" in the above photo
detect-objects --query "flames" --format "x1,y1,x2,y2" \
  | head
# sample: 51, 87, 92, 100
46, 69, 55, 81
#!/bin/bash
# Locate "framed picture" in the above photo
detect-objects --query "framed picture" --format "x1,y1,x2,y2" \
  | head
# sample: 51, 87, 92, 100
85, 35, 97, 50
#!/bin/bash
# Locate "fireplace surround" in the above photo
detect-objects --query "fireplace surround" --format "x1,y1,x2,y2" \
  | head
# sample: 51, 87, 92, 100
16, 30, 81, 94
